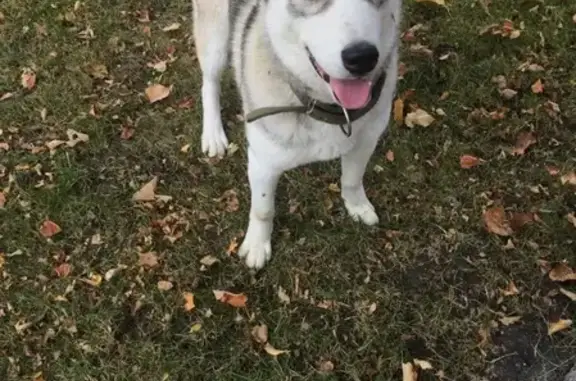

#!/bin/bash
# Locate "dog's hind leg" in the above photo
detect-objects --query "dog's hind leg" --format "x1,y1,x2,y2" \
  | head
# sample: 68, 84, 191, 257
192, 0, 230, 157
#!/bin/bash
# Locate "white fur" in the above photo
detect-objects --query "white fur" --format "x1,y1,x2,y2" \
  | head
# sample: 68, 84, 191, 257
192, 0, 401, 268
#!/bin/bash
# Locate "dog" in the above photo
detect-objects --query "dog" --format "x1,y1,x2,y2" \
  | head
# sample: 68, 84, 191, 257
192, 0, 401, 269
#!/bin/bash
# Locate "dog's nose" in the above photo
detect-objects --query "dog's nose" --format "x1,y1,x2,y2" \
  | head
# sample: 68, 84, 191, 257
341, 41, 379, 76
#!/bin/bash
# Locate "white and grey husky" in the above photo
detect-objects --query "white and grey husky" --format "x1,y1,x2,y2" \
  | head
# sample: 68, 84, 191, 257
192, 0, 402, 269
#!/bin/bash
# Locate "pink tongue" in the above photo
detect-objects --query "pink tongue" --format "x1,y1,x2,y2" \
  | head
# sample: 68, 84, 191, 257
329, 78, 372, 109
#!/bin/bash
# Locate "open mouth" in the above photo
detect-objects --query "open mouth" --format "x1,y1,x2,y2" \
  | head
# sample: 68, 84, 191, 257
306, 47, 373, 110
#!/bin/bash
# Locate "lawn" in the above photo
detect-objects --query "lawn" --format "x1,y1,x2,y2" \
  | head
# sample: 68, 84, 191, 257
1, 0, 575, 380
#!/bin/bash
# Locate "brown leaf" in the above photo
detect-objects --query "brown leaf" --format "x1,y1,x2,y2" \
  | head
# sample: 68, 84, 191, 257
138, 252, 159, 268
40, 219, 62, 238
226, 236, 239, 256
501, 280, 519, 296
483, 206, 513, 236
511, 132, 537, 156
393, 98, 404, 122
546, 166, 560, 176
263, 343, 289, 357
509, 212, 537, 231
219, 189, 239, 212
531, 79, 544, 94
560, 172, 576, 186
460, 154, 482, 169
402, 362, 418, 381
133, 176, 158, 201
145, 84, 172, 104
183, 292, 195, 311
499, 316, 522, 326
548, 319, 572, 335
251, 324, 269, 344
405, 108, 435, 128
566, 213, 576, 229
54, 263, 72, 278
162, 22, 181, 32
0, 92, 14, 101
385, 150, 395, 162
157, 280, 173, 291
199, 255, 219, 267
120, 125, 135, 140
318, 360, 335, 373
213, 290, 247, 308
177, 97, 194, 109
415, 0, 445, 5
0, 192, 5, 208
559, 288, 576, 301
21, 68, 36, 90
549, 263, 576, 282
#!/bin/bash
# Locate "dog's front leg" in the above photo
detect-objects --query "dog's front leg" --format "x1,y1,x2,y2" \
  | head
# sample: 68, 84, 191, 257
340, 134, 380, 226
239, 150, 282, 269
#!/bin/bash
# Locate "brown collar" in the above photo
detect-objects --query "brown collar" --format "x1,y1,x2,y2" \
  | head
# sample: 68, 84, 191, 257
245, 72, 387, 137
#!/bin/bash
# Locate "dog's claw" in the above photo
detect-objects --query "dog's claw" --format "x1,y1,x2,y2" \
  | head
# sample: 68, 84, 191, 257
201, 122, 229, 157
344, 201, 379, 225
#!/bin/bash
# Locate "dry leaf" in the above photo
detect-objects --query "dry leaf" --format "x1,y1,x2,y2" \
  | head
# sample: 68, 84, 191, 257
40, 219, 62, 238
213, 290, 247, 308
277, 286, 291, 304
499, 316, 522, 326
145, 84, 172, 103
0, 192, 5, 208
405, 108, 435, 128
120, 125, 135, 140
21, 68, 36, 90
511, 132, 537, 156
133, 176, 158, 201
162, 22, 181, 32
559, 288, 576, 301
219, 189, 239, 212
46, 139, 66, 151
226, 236, 239, 256
318, 360, 335, 372
251, 324, 269, 344
414, 359, 434, 370
139, 252, 159, 268
200, 255, 219, 267
157, 280, 173, 291
183, 292, 195, 311
0, 92, 14, 101
501, 280, 519, 296
54, 263, 72, 278
402, 362, 418, 381
560, 172, 576, 186
509, 212, 537, 231
415, 0, 446, 5
531, 79, 544, 94
393, 98, 404, 122
483, 206, 513, 236
499, 88, 517, 100
147, 60, 168, 73
573, 13, 576, 24
548, 319, 572, 335
546, 166, 560, 176
566, 213, 576, 229
87, 63, 108, 79
264, 343, 289, 357
385, 150, 395, 162
549, 263, 576, 282
66, 129, 89, 147
460, 154, 482, 169
82, 273, 102, 287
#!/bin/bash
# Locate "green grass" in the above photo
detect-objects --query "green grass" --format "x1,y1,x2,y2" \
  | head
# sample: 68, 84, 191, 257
1, 0, 575, 380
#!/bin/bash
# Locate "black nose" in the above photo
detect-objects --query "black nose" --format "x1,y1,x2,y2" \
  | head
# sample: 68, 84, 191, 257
341, 41, 379, 76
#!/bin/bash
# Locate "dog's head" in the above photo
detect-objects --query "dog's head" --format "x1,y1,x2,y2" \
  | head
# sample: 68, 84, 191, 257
265, 0, 400, 108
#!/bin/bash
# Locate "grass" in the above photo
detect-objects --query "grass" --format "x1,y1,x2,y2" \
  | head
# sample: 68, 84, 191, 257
1, 0, 575, 380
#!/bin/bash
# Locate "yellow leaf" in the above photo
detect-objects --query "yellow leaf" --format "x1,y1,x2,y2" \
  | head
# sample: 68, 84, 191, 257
183, 292, 195, 311
405, 108, 435, 128
145, 84, 172, 103
415, 0, 446, 5
133, 176, 158, 201
264, 343, 289, 357
402, 362, 418, 381
501, 281, 519, 296
189, 323, 202, 333
547, 319, 572, 335
82, 273, 102, 287
549, 262, 576, 282
393, 98, 404, 122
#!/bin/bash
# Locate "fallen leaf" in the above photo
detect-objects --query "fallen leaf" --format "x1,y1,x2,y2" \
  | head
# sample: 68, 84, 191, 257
200, 255, 219, 267
213, 290, 247, 308
21, 68, 36, 90
511, 131, 537, 156
393, 98, 404, 122
560, 172, 576, 186
531, 79, 544, 94
189, 323, 202, 333
40, 219, 62, 238
0, 92, 14, 101
501, 281, 519, 296
277, 286, 291, 304
415, 0, 445, 5
0, 192, 5, 208
414, 359, 434, 370
66, 129, 89, 147
549, 263, 576, 282
402, 362, 418, 381
483, 206, 513, 236
82, 273, 102, 287
509, 212, 537, 231
405, 108, 435, 128
573, 13, 576, 24
548, 319, 572, 335
177, 97, 194, 109
147, 60, 168, 73
546, 166, 560, 176
183, 292, 195, 311
162, 22, 181, 32
385, 150, 395, 162
139, 252, 159, 268
566, 213, 576, 229
87, 63, 108, 79
145, 84, 172, 104
226, 236, 239, 256
46, 139, 66, 151
460, 154, 482, 169
499, 88, 517, 100
219, 189, 239, 212
318, 360, 335, 373
54, 263, 71, 278
104, 265, 127, 281
133, 176, 158, 201
120, 125, 135, 140
559, 288, 576, 301
32, 371, 44, 381
251, 324, 268, 344
157, 280, 173, 291
499, 316, 522, 326
264, 343, 289, 357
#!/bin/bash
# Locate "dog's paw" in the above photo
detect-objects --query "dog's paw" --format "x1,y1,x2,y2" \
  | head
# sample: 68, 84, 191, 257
345, 201, 379, 226
201, 122, 228, 158
238, 237, 272, 269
